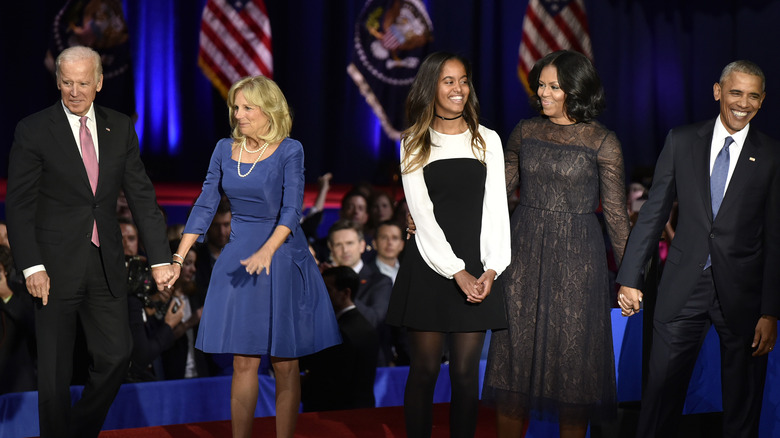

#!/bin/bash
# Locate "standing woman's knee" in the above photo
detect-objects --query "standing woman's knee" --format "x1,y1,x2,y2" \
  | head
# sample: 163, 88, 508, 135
233, 354, 261, 374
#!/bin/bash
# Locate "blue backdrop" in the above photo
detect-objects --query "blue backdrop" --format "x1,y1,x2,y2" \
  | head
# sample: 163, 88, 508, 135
1, 0, 780, 187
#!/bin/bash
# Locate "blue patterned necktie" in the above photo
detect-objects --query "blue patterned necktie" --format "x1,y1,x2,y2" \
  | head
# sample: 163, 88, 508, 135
710, 136, 733, 218
705, 136, 733, 270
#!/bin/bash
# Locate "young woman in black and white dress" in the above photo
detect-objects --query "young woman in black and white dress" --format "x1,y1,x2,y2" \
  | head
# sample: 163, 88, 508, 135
386, 52, 511, 438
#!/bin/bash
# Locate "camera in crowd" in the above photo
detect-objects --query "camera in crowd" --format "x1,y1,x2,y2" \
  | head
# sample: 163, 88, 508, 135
126, 255, 178, 317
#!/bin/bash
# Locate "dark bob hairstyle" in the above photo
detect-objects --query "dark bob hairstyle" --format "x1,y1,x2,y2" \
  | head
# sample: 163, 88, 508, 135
528, 50, 605, 123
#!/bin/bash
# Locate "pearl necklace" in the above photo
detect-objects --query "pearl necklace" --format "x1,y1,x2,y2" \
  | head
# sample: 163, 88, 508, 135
237, 138, 270, 178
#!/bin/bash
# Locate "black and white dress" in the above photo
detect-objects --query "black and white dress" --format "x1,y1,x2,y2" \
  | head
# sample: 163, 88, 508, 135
386, 126, 511, 332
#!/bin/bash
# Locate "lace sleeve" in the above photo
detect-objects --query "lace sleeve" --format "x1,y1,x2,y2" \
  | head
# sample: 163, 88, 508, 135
597, 130, 630, 265
504, 121, 523, 197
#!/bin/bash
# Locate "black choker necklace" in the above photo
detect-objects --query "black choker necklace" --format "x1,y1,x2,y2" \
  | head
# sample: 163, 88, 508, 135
434, 113, 463, 121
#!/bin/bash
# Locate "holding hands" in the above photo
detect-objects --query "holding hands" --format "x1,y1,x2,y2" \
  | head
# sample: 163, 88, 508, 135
152, 264, 179, 291
617, 285, 643, 317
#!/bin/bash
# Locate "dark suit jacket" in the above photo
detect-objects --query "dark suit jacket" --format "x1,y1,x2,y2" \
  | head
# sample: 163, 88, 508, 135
126, 295, 175, 381
0, 285, 37, 394
617, 119, 780, 334
300, 307, 379, 412
6, 103, 170, 296
355, 262, 392, 328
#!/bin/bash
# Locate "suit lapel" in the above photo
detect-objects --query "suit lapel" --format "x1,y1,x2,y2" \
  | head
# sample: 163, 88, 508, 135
693, 121, 715, 223
94, 105, 110, 196
48, 104, 94, 195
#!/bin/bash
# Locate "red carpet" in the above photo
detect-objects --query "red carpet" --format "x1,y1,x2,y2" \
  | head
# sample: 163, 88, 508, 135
99, 404, 497, 437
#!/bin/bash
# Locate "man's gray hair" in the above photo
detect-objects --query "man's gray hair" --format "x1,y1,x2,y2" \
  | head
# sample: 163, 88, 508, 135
55, 46, 103, 83
720, 60, 765, 92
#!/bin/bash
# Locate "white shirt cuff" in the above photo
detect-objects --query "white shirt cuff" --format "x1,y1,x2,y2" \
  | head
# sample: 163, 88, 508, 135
23, 265, 46, 278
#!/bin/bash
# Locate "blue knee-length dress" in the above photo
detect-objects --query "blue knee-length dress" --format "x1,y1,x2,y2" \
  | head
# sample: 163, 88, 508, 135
184, 137, 341, 358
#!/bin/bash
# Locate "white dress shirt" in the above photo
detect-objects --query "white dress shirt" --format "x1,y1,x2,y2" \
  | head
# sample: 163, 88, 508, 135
710, 115, 749, 194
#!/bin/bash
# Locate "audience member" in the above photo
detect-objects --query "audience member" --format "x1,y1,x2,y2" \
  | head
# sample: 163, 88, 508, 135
161, 241, 208, 379
116, 189, 132, 221
119, 216, 140, 256
372, 221, 405, 284
372, 221, 410, 364
0, 245, 37, 394
392, 198, 410, 229
167, 223, 186, 242
0, 222, 9, 248
340, 190, 370, 231
626, 182, 648, 222
350, 181, 376, 201
365, 190, 395, 239
192, 195, 231, 309
300, 266, 379, 412
328, 219, 392, 328
301, 172, 333, 243
370, 191, 395, 224
327, 219, 394, 365
125, 256, 184, 382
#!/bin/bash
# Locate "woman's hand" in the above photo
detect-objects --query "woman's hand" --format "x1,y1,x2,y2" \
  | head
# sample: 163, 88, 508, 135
171, 261, 182, 282
406, 213, 416, 239
453, 270, 483, 303
240, 245, 275, 275
473, 269, 497, 302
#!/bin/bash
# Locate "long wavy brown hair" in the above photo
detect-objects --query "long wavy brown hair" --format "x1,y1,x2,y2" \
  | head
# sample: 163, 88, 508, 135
401, 52, 485, 174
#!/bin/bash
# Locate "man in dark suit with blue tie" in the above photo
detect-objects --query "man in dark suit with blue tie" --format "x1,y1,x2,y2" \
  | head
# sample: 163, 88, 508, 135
616, 60, 780, 437
6, 46, 176, 438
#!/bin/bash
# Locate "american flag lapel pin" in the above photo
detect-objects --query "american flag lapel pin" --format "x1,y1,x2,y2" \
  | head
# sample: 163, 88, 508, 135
106, 127, 111, 132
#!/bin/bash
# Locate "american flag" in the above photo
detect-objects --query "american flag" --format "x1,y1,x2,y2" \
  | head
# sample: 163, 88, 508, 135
517, 0, 593, 94
198, 0, 273, 98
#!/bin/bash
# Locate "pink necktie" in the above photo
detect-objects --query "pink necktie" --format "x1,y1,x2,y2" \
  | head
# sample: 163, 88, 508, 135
80, 116, 100, 247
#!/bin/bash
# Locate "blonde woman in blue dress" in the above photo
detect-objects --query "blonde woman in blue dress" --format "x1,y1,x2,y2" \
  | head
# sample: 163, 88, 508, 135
172, 76, 340, 438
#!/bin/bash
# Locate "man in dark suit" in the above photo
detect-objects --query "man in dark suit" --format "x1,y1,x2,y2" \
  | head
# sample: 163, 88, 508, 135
617, 60, 780, 437
327, 219, 395, 365
300, 266, 379, 412
327, 219, 392, 329
6, 46, 176, 438
0, 245, 37, 395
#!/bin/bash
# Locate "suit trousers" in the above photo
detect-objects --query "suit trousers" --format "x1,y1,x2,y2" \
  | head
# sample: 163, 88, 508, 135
636, 268, 768, 438
35, 245, 132, 438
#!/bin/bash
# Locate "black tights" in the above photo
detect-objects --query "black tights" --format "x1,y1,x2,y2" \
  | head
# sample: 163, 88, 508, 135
404, 330, 486, 438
